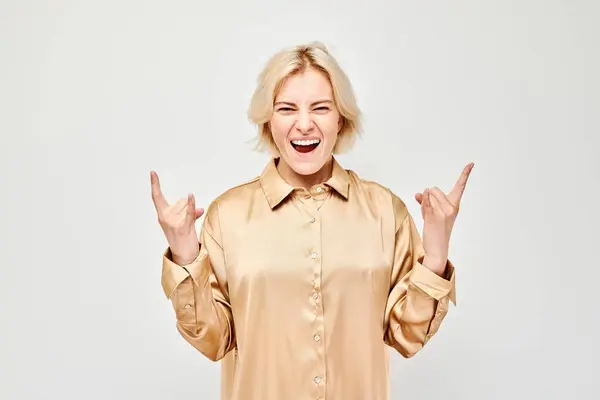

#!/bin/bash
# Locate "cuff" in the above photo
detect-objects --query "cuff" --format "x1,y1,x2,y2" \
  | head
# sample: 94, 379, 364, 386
161, 247, 209, 299
409, 259, 456, 305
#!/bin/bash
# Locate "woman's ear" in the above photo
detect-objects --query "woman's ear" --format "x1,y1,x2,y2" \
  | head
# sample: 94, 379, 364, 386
338, 117, 344, 133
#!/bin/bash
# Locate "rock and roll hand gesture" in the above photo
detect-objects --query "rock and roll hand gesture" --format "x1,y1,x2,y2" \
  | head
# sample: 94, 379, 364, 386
150, 171, 204, 266
414, 162, 475, 276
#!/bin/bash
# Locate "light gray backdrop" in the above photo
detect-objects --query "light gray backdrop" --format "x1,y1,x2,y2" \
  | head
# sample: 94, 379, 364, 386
1, 0, 598, 399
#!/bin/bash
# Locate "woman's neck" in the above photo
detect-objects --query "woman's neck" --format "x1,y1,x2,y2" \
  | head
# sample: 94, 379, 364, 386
276, 156, 334, 190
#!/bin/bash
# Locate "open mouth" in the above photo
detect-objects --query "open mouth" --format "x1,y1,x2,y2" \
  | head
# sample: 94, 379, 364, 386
291, 139, 321, 154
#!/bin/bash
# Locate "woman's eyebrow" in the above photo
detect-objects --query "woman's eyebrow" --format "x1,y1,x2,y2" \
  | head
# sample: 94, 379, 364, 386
274, 100, 333, 106
312, 100, 334, 106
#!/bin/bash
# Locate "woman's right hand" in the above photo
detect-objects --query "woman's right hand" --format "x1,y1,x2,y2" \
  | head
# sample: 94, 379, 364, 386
150, 170, 205, 266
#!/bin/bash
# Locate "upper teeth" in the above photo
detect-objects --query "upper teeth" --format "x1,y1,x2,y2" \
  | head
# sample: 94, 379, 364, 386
292, 139, 320, 146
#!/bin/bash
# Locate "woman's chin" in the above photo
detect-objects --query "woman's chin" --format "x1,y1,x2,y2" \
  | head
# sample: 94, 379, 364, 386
286, 154, 331, 176
291, 163, 322, 176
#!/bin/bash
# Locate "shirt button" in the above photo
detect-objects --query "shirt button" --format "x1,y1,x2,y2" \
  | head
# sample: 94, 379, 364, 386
314, 376, 322, 384
315, 187, 323, 193
310, 217, 316, 223
184, 304, 192, 309
313, 334, 321, 342
311, 252, 317, 259
312, 292, 319, 300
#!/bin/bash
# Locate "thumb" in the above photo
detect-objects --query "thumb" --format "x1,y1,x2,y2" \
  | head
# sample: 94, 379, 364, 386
187, 194, 204, 221
415, 192, 423, 205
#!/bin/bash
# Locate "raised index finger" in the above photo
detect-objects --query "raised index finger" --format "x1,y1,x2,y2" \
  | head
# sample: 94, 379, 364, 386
449, 162, 474, 204
150, 170, 168, 211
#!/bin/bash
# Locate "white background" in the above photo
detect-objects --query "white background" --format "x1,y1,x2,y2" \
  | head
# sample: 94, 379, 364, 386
1, 0, 598, 398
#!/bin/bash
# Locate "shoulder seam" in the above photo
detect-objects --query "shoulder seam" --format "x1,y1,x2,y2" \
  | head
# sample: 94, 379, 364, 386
226, 175, 261, 191
212, 175, 261, 203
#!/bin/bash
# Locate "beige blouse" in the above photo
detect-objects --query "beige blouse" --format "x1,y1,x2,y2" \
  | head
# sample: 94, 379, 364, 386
161, 157, 456, 400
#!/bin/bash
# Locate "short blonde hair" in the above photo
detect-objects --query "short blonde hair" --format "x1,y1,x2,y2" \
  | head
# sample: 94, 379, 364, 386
248, 41, 362, 155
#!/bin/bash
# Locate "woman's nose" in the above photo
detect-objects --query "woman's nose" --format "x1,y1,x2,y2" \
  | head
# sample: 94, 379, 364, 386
296, 111, 314, 133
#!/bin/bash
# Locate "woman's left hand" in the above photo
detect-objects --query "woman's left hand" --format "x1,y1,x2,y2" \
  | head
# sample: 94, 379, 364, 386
415, 162, 474, 276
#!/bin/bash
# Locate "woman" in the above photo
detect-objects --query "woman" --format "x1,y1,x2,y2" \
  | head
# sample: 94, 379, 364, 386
151, 42, 473, 400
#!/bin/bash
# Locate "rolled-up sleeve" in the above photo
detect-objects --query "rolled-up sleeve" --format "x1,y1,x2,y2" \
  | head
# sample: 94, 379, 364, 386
383, 194, 456, 358
161, 201, 235, 362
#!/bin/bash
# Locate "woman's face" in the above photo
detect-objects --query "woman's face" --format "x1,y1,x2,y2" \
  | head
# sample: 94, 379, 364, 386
270, 67, 341, 176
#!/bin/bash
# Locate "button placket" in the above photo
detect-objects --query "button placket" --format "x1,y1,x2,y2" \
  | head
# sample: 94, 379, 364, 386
306, 201, 326, 398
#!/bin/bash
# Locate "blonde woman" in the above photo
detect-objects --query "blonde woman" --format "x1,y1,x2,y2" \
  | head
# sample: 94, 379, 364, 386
151, 42, 474, 400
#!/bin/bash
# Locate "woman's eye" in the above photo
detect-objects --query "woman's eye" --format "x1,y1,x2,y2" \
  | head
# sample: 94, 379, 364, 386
278, 107, 293, 112
315, 107, 330, 111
